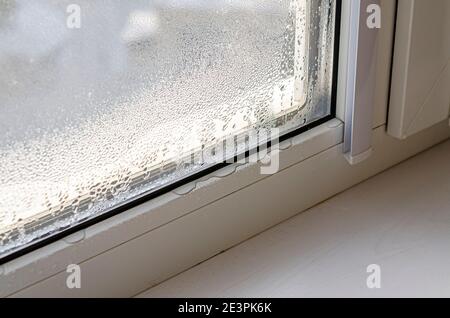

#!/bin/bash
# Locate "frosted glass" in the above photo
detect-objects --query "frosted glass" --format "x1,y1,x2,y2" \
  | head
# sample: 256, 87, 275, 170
0, 0, 336, 258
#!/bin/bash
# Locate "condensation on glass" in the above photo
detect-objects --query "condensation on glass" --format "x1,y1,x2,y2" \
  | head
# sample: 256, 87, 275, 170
0, 0, 336, 258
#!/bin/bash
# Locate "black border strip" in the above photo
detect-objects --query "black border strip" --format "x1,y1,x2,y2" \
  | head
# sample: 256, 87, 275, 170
0, 1, 342, 265
0, 298, 428, 314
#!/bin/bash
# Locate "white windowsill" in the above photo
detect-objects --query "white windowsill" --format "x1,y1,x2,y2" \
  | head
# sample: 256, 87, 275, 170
3, 118, 450, 297
139, 139, 450, 298
0, 118, 344, 297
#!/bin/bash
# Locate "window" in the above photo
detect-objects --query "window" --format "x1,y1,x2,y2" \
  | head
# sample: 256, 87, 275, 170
0, 0, 338, 261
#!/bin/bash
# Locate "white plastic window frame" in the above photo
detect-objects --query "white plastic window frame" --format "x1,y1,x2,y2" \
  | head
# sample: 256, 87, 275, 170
0, 0, 340, 265
0, 0, 342, 295
0, 0, 411, 297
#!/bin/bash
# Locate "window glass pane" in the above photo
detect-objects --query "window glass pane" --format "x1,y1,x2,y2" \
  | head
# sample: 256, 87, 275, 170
0, 0, 336, 258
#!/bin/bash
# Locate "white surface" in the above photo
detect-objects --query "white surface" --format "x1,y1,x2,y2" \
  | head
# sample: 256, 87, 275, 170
8, 120, 450, 297
140, 139, 450, 298
342, 0, 379, 163
336, 0, 396, 129
388, 0, 450, 139
2, 119, 344, 297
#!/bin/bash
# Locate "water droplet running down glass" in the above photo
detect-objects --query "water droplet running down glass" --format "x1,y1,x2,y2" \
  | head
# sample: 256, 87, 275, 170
0, 0, 336, 258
